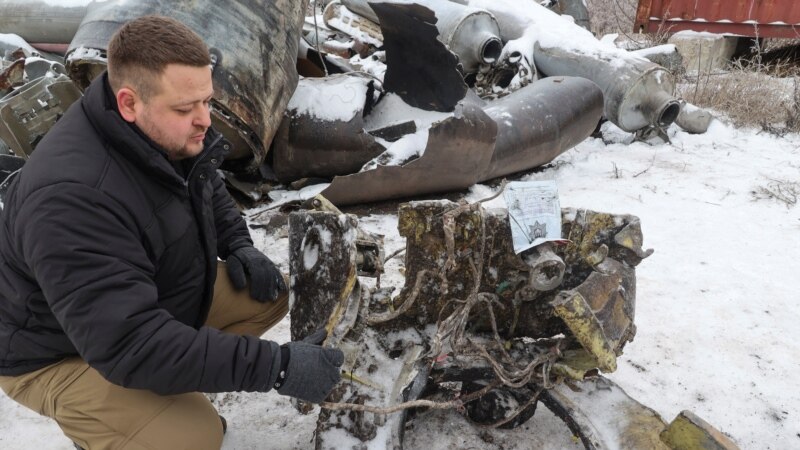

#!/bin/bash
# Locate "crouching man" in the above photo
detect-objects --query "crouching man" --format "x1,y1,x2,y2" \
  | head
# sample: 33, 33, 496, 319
0, 15, 342, 449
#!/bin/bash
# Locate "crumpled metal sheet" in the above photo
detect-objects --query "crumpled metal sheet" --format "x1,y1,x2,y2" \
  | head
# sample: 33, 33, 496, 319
314, 76, 602, 207
65, 0, 306, 166
321, 102, 497, 206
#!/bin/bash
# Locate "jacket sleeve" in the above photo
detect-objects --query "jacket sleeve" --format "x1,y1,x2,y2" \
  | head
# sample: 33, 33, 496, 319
210, 170, 252, 259
18, 184, 281, 395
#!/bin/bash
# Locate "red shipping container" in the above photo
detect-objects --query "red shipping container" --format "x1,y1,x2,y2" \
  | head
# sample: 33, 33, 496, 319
635, 0, 800, 38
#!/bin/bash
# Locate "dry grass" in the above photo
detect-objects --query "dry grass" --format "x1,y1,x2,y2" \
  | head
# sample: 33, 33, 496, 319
678, 60, 800, 134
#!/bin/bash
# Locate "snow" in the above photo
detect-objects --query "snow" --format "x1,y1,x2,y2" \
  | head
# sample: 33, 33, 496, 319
632, 44, 677, 57
3, 113, 799, 449
360, 127, 429, 171
288, 74, 371, 122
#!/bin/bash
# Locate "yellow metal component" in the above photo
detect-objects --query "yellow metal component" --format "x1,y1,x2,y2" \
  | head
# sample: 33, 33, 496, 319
552, 291, 617, 372
660, 411, 740, 450
324, 263, 358, 338
551, 349, 599, 380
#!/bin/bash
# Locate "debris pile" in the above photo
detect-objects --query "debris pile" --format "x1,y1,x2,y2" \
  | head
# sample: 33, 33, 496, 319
0, 0, 714, 208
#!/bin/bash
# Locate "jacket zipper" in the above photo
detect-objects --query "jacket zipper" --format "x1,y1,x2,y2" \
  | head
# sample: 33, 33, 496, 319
185, 133, 224, 186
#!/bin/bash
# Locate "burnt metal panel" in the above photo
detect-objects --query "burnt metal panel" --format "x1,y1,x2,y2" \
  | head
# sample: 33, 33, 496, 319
635, 0, 800, 38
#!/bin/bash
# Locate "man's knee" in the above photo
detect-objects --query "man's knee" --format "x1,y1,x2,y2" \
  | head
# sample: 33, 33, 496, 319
128, 393, 224, 450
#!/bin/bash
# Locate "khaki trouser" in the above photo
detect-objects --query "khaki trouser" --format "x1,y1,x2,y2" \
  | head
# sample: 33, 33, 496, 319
0, 262, 288, 450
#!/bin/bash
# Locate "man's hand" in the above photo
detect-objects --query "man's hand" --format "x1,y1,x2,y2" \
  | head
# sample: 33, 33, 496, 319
226, 246, 287, 302
276, 330, 344, 403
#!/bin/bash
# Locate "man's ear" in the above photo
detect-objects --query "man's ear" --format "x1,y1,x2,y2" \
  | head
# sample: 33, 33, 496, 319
116, 87, 139, 123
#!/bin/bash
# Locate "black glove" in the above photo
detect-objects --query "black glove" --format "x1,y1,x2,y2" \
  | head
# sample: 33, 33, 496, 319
226, 246, 287, 302
276, 330, 344, 404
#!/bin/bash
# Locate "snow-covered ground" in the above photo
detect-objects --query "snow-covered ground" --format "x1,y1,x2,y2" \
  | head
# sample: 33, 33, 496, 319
2, 117, 798, 449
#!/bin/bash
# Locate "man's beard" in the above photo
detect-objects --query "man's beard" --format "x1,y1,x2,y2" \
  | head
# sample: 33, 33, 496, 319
138, 111, 196, 160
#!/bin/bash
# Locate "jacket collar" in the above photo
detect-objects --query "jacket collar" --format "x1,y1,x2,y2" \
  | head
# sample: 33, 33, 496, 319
81, 73, 230, 191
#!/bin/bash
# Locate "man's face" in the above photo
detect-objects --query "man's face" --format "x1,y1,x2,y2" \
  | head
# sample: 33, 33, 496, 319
133, 64, 214, 160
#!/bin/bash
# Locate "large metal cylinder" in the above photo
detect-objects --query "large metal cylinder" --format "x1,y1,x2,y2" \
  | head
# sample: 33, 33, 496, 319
481, 76, 603, 180
465, 0, 681, 132
64, 0, 306, 165
0, 0, 89, 44
343, 0, 503, 73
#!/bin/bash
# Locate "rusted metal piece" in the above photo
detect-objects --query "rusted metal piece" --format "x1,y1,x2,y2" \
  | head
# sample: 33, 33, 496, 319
321, 102, 497, 206
0, 59, 25, 94
0, 73, 82, 158
0, 0, 88, 45
390, 202, 650, 348
540, 376, 670, 450
635, 0, 800, 39
271, 74, 385, 183
65, 0, 306, 167
371, 1, 468, 112
288, 208, 427, 449
480, 76, 603, 180
661, 410, 741, 450
288, 211, 361, 342
283, 199, 660, 447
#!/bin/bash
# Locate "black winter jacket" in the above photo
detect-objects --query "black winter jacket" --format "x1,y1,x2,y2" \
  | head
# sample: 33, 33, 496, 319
0, 74, 281, 394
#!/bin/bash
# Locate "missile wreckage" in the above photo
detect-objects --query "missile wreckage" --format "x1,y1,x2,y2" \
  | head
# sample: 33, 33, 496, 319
284, 195, 737, 449
0, 0, 734, 448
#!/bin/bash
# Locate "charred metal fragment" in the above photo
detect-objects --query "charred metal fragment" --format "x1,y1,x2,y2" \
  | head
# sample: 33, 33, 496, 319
271, 74, 385, 183
288, 211, 362, 341
65, 0, 306, 167
371, 1, 467, 112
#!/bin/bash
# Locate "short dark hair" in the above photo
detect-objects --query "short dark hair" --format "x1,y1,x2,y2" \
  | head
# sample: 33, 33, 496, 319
107, 15, 211, 100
